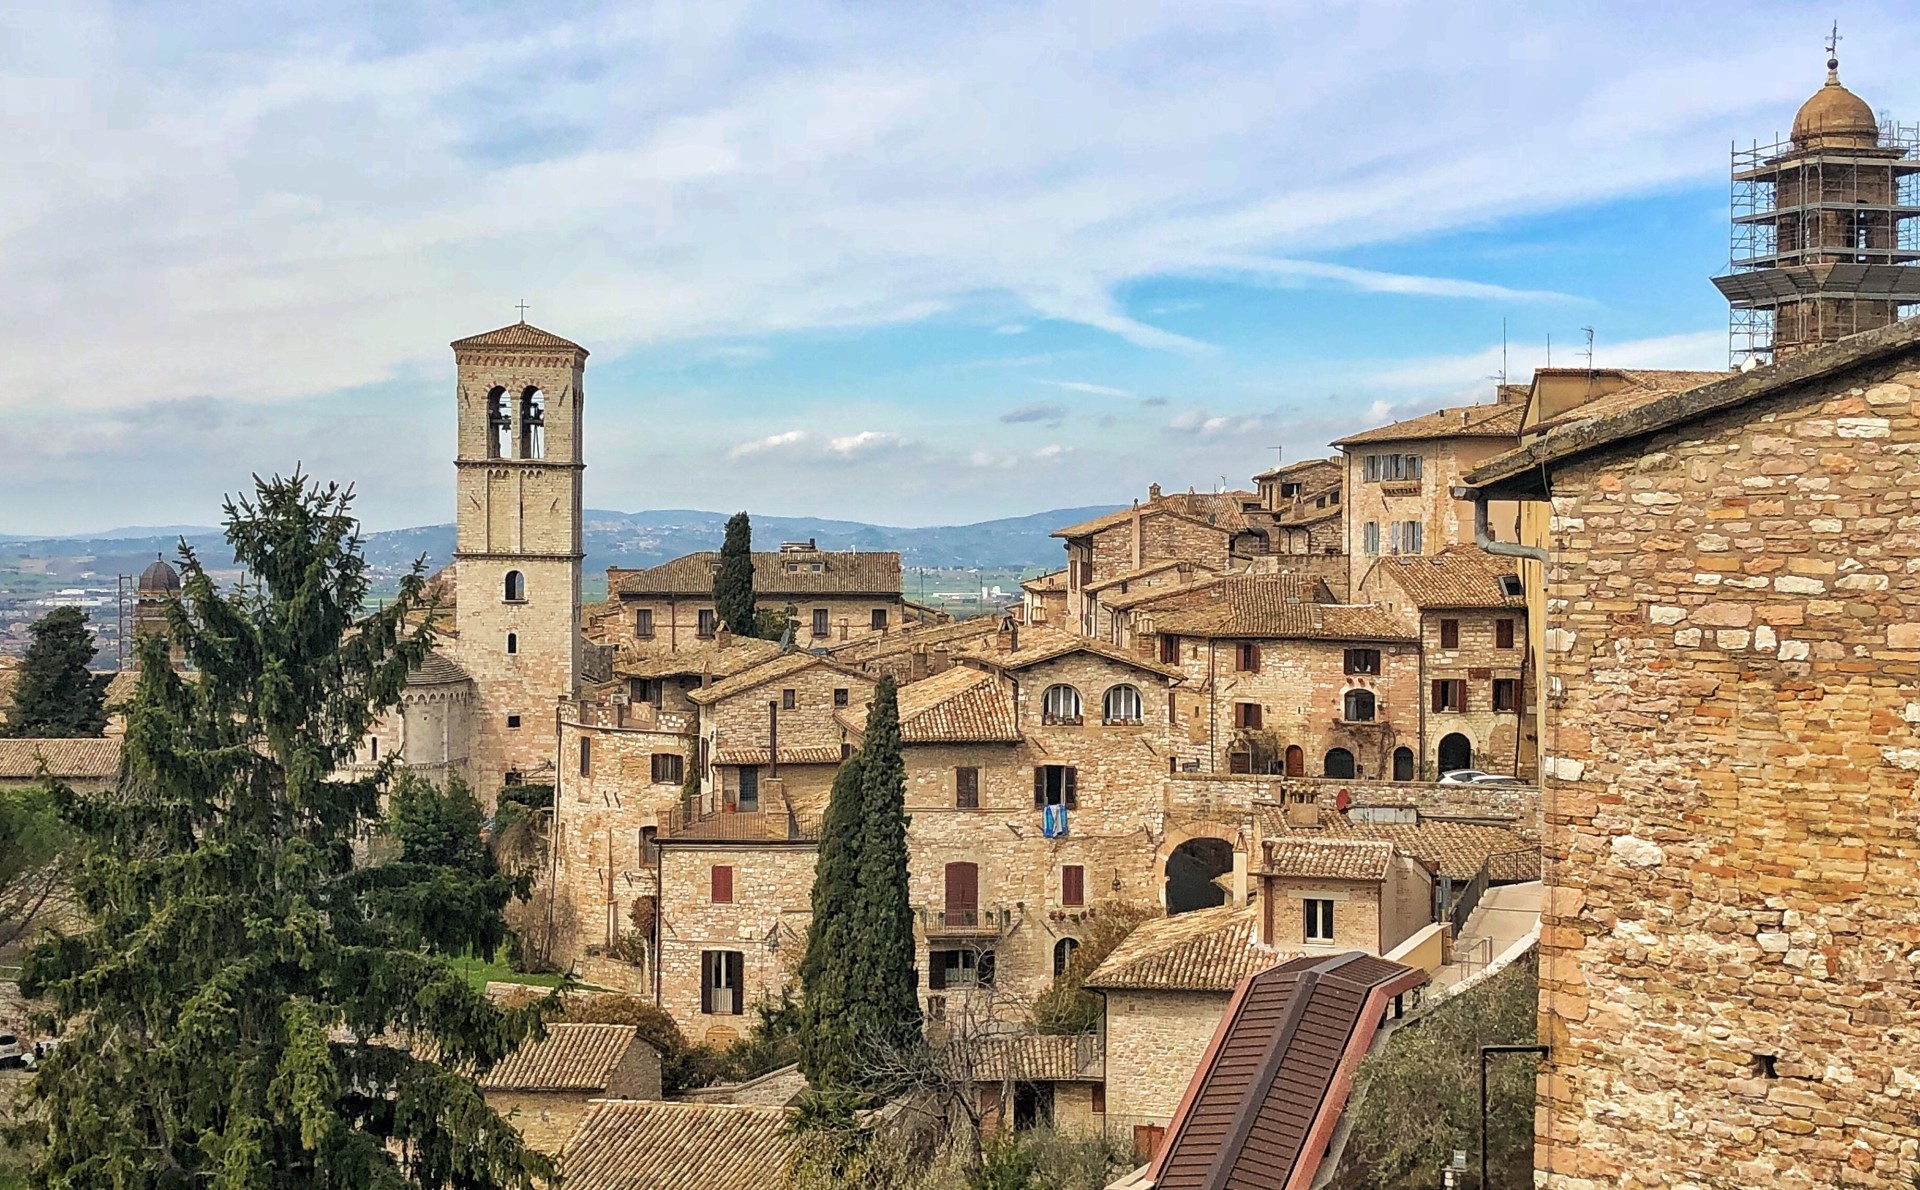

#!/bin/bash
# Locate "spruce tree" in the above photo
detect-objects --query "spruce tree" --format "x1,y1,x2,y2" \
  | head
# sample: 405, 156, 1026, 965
3, 606, 110, 738
13, 473, 553, 1189
714, 510, 758, 637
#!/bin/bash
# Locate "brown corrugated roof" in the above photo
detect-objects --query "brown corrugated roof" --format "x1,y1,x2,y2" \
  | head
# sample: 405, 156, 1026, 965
1258, 808, 1533, 883
1139, 577, 1413, 643
1261, 838, 1394, 881
1084, 904, 1277, 993
561, 1101, 795, 1190
450, 322, 587, 354
0, 738, 122, 780
478, 1023, 643, 1092
838, 666, 1021, 744
1149, 952, 1427, 1190
684, 652, 871, 706
613, 550, 902, 598
953, 625, 1185, 680
1331, 401, 1524, 446
1364, 547, 1525, 610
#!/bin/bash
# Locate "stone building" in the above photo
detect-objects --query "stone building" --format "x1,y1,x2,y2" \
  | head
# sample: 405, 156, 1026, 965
1054, 487, 1273, 638
604, 543, 906, 653
1464, 317, 1920, 1188
686, 651, 877, 817
828, 614, 1000, 682
1021, 568, 1069, 628
1359, 546, 1535, 779
1256, 456, 1348, 595
1126, 574, 1421, 782
473, 1022, 660, 1156
1332, 395, 1526, 595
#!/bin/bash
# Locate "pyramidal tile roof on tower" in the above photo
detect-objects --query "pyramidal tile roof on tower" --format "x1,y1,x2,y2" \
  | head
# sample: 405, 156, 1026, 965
449, 322, 588, 354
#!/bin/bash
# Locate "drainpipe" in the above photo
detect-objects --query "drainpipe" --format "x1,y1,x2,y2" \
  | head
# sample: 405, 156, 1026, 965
1451, 485, 1548, 565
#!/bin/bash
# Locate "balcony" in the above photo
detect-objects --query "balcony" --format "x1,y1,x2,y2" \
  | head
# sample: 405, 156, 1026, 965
662, 801, 814, 842
917, 906, 1015, 938
1379, 480, 1422, 498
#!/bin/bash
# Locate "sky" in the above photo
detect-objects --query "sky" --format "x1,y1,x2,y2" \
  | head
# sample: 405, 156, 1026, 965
4, 1, 1919, 535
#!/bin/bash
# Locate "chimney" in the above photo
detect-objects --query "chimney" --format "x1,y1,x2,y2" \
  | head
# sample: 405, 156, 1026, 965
908, 646, 930, 682
716, 626, 733, 649
994, 617, 1018, 653
1148, 482, 1162, 500
1287, 798, 1322, 828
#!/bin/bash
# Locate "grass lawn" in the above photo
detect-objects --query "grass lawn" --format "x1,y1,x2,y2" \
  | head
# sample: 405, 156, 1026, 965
453, 950, 571, 992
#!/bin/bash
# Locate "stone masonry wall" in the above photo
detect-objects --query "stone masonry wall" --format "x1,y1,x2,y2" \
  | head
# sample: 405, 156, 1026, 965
554, 717, 690, 953
656, 841, 817, 1040
1532, 352, 1920, 1189
1102, 988, 1229, 1128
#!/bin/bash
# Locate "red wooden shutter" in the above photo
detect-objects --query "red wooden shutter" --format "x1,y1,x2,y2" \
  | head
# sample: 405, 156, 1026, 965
712, 865, 733, 904
1063, 767, 1078, 809
945, 862, 978, 925
1033, 768, 1047, 807
1062, 865, 1085, 907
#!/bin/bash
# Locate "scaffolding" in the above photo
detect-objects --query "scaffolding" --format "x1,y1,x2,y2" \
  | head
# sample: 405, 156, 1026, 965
1715, 121, 1920, 364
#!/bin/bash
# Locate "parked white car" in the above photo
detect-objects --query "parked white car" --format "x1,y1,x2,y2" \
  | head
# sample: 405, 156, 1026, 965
1437, 769, 1523, 786
0, 1033, 23, 1070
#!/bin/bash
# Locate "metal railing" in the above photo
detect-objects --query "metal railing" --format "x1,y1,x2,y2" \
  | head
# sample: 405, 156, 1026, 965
917, 906, 1013, 936
663, 800, 812, 842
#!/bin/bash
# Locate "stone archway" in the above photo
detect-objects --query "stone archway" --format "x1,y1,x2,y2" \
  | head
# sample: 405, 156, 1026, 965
1438, 732, 1474, 774
1166, 837, 1234, 914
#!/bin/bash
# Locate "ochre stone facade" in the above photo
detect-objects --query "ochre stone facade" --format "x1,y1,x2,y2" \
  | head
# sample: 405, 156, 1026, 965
1101, 988, 1232, 1131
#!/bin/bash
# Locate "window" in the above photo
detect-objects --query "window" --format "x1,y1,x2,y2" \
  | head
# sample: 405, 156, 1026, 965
711, 865, 734, 904
871, 608, 888, 631
651, 753, 685, 784
1343, 689, 1376, 722
1493, 678, 1519, 713
1091, 1083, 1107, 1115
579, 737, 592, 777
1344, 648, 1380, 675
1440, 619, 1460, 649
1159, 634, 1180, 664
506, 714, 521, 729
1041, 684, 1084, 725
782, 688, 797, 711
944, 862, 980, 927
737, 766, 760, 813
638, 826, 658, 864
1495, 619, 1515, 649
955, 766, 980, 809
700, 950, 744, 1014
833, 687, 850, 707
1061, 865, 1085, 907
1103, 684, 1143, 724
1233, 702, 1263, 730
1404, 454, 1423, 479
1304, 898, 1335, 942
1432, 679, 1466, 713
1034, 765, 1078, 809
634, 608, 654, 638
369, 737, 378, 762
1390, 520, 1424, 554
1234, 642, 1261, 673
1392, 747, 1415, 781
928, 948, 994, 990
697, 608, 717, 638
1323, 748, 1356, 779
487, 387, 511, 459
1498, 574, 1525, 598
1363, 522, 1380, 555
812, 608, 829, 637
1055, 938, 1080, 976
505, 632, 517, 655
504, 570, 526, 602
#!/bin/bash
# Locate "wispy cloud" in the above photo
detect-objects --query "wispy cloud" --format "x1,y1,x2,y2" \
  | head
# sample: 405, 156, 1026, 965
1035, 444, 1070, 460
729, 430, 811, 459
1001, 402, 1067, 425
1169, 410, 1274, 437
826, 430, 910, 458
1041, 380, 1132, 398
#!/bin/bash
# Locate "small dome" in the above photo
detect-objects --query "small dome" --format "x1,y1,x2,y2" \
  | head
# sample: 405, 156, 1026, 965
138, 555, 181, 593
1791, 63, 1879, 149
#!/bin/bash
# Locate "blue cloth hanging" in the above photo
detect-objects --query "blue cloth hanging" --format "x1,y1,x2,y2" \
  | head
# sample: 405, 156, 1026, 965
1042, 803, 1068, 838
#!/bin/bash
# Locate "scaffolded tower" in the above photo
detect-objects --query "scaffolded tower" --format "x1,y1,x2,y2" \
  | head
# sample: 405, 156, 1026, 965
1714, 52, 1920, 363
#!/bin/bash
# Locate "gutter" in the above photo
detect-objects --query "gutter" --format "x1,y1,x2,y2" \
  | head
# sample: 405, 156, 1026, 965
1450, 485, 1548, 565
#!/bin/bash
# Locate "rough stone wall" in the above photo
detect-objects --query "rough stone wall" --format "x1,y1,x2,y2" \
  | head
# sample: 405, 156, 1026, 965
1102, 989, 1229, 1128
1262, 874, 1384, 952
701, 665, 874, 785
1343, 439, 1518, 596
655, 842, 816, 1039
1173, 773, 1542, 839
607, 593, 905, 652
607, 1034, 664, 1099
482, 1091, 591, 1157
1422, 607, 1532, 779
553, 717, 691, 952
1052, 1082, 1104, 1136
1532, 353, 1920, 1189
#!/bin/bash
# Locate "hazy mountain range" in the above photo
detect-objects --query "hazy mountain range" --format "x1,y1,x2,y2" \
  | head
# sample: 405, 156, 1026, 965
0, 507, 1119, 582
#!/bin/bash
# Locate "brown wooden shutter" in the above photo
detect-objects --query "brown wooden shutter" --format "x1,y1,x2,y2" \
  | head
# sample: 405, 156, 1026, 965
700, 953, 713, 1014
945, 863, 979, 921
928, 952, 947, 990
712, 865, 733, 904
1496, 618, 1515, 649
1441, 619, 1460, 649
1250, 643, 1262, 673
725, 953, 743, 1013
1063, 767, 1078, 809
1432, 680, 1444, 713
1092, 1083, 1107, 1114
1034, 768, 1047, 807
1062, 865, 1085, 906
956, 767, 979, 809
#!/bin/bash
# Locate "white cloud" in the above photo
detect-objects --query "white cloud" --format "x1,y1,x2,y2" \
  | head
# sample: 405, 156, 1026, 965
994, 324, 1029, 335
1035, 444, 1069, 459
729, 430, 811, 459
1169, 410, 1272, 437
1041, 380, 1133, 397
825, 430, 908, 458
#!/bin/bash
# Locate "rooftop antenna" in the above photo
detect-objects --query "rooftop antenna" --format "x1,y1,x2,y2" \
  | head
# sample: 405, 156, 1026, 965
1270, 445, 1284, 468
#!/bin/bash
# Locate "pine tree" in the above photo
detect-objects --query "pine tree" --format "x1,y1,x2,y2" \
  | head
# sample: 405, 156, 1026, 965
796, 676, 921, 1092
2, 606, 110, 738
714, 510, 758, 637
12, 473, 554, 1188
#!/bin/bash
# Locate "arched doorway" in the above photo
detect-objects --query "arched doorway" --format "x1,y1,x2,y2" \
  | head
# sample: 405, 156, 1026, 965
1166, 838, 1233, 914
1323, 748, 1356, 779
1438, 733, 1473, 774
1284, 745, 1304, 777
1392, 747, 1414, 781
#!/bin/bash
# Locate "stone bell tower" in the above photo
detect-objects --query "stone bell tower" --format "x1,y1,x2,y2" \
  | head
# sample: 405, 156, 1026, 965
449, 319, 588, 796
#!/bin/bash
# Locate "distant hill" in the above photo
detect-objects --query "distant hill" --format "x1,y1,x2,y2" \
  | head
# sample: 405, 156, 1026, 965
0, 506, 1118, 581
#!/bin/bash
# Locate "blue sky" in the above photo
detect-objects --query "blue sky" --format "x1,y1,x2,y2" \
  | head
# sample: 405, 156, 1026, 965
4, 1, 1918, 534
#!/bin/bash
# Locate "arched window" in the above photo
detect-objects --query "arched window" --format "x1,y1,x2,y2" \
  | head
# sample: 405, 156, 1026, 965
1393, 747, 1415, 782
1041, 684, 1083, 725
1054, 938, 1080, 977
487, 387, 511, 459
519, 387, 546, 459
1323, 748, 1356, 779
1102, 684, 1142, 725
506, 632, 518, 655
1343, 689, 1376, 722
504, 570, 526, 602
1438, 733, 1473, 774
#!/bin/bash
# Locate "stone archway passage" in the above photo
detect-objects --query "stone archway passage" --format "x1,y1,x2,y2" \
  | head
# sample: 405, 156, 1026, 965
1166, 838, 1234, 914
1438, 732, 1473, 773
1323, 748, 1356, 779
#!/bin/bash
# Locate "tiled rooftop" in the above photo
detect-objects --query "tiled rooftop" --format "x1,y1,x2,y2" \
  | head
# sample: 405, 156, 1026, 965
1331, 401, 1524, 446
561, 1101, 795, 1190
1138, 576, 1414, 642
838, 666, 1021, 744
1366, 546, 1526, 610
1261, 837, 1395, 881
478, 1023, 644, 1092
612, 550, 902, 598
0, 737, 122, 780
1084, 903, 1279, 993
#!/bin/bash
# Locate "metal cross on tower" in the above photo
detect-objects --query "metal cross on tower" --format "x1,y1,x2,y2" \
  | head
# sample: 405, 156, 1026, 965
515, 300, 530, 323
1825, 21, 1840, 64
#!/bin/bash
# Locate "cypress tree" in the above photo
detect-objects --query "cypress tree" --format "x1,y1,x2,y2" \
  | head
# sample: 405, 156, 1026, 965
714, 511, 758, 637
797, 747, 867, 1089
3, 606, 110, 738
12, 473, 554, 1188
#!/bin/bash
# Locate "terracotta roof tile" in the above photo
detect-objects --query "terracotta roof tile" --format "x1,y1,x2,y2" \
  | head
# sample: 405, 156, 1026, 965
0, 738, 122, 780
407, 651, 474, 687
614, 638, 784, 681
829, 615, 1001, 664
952, 625, 1184, 680
956, 1033, 1104, 1082
478, 1024, 645, 1092
561, 1101, 795, 1190
1366, 546, 1525, 610
1020, 569, 1067, 593
1520, 369, 1735, 437
711, 745, 844, 766
1331, 401, 1524, 446
613, 550, 901, 598
1259, 808, 1534, 882
838, 667, 1020, 744
1138, 577, 1414, 642
1260, 837, 1394, 881
1052, 491, 1263, 540
450, 322, 587, 353
1085, 904, 1280, 992
684, 652, 870, 706
1253, 456, 1342, 483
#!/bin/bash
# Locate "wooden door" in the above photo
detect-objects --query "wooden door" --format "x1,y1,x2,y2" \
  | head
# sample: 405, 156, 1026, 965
945, 861, 979, 927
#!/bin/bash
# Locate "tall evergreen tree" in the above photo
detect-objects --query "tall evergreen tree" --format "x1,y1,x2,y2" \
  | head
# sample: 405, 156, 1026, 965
713, 510, 758, 637
2, 606, 110, 738
13, 474, 553, 1189
797, 676, 921, 1092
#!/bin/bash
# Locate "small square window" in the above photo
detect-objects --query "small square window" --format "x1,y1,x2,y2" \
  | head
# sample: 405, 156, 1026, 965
782, 689, 797, 710
506, 714, 522, 729
1304, 898, 1335, 942
833, 688, 849, 708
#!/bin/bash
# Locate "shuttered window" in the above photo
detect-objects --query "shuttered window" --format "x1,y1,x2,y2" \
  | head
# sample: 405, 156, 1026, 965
813, 608, 829, 637
711, 865, 734, 904
1234, 702, 1263, 730
944, 862, 979, 927
700, 950, 744, 1015
1034, 766, 1077, 808
1234, 642, 1261, 673
579, 737, 592, 776
650, 753, 684, 784
1440, 618, 1460, 649
1432, 679, 1466, 713
1495, 618, 1515, 649
1061, 865, 1085, 907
